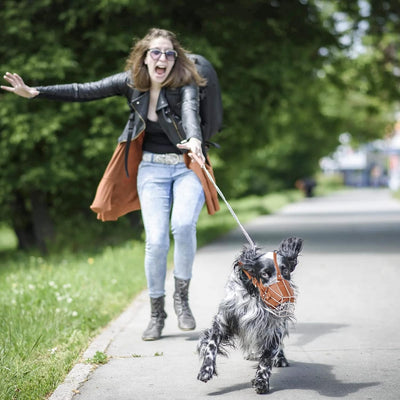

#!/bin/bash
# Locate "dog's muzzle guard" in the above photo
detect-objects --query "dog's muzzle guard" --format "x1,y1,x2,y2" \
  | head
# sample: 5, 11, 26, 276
243, 252, 296, 318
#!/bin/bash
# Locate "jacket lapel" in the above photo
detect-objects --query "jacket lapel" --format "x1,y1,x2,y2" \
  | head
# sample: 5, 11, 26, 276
130, 90, 149, 122
156, 88, 169, 112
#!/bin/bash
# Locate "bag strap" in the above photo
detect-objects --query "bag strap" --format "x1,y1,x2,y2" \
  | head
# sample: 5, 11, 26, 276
125, 88, 142, 177
124, 113, 134, 177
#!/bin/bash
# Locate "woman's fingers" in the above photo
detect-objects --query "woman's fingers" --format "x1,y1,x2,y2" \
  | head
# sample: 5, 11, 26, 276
0, 84, 15, 93
177, 139, 205, 164
3, 72, 23, 88
2, 72, 38, 98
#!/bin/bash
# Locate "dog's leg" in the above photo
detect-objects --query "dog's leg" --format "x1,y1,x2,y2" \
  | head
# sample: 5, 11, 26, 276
252, 337, 282, 394
197, 318, 228, 383
273, 347, 289, 367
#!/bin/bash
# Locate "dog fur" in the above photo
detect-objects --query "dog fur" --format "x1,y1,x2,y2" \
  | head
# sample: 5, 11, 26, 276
197, 237, 303, 394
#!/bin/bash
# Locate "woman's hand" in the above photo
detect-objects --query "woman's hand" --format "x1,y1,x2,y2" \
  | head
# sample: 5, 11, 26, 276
177, 137, 205, 165
1, 72, 39, 98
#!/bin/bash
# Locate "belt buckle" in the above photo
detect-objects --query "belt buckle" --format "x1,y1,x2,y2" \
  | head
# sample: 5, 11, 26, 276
167, 153, 179, 164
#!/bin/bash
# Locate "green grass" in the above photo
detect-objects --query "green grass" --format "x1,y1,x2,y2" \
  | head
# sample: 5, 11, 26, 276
393, 189, 400, 200
0, 187, 310, 399
0, 223, 18, 252
0, 242, 147, 399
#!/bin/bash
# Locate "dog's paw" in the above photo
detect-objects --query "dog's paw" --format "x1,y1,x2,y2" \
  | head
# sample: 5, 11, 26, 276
197, 366, 216, 383
252, 378, 270, 394
274, 355, 290, 368
273, 349, 290, 368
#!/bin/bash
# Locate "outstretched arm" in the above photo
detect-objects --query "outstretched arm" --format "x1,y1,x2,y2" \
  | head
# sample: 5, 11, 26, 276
2, 71, 131, 102
1, 72, 39, 98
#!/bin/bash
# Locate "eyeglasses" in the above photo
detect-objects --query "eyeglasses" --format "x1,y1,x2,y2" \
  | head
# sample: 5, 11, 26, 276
147, 48, 177, 61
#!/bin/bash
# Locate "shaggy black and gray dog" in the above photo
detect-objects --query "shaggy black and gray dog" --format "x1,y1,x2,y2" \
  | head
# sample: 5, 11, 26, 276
197, 237, 303, 394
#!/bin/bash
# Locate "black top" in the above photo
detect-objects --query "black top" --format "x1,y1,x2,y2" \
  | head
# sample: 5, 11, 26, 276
143, 119, 180, 154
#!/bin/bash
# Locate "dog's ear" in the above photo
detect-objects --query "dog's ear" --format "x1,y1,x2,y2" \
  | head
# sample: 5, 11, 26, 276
278, 237, 303, 258
234, 245, 260, 270
234, 245, 262, 296
278, 237, 303, 272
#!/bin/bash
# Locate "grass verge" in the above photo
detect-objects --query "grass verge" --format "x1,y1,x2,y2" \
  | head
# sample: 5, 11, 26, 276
0, 241, 146, 399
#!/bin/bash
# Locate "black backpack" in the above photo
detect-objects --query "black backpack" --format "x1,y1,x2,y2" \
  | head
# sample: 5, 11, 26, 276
188, 54, 223, 148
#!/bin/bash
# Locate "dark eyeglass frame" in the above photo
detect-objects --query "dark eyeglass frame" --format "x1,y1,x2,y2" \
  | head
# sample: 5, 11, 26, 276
147, 48, 178, 61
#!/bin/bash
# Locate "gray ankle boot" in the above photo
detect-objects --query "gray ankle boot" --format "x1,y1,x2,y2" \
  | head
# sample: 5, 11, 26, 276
142, 296, 167, 341
173, 277, 196, 331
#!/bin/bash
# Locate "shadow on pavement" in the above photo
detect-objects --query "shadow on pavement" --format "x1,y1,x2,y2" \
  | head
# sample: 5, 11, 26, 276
204, 361, 379, 398
290, 322, 348, 347
207, 382, 252, 396
271, 361, 380, 397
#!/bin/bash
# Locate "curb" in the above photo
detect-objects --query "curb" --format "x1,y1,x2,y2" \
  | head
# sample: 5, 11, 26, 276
48, 290, 148, 400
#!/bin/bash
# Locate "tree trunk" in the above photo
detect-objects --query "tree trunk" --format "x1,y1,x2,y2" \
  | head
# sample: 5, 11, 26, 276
11, 191, 36, 250
30, 190, 55, 254
10, 190, 55, 254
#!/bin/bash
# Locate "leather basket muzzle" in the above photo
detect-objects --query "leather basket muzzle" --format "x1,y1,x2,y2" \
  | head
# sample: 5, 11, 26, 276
244, 252, 296, 316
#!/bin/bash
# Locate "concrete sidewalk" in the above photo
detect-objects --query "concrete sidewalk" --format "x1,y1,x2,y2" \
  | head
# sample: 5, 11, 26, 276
50, 188, 400, 399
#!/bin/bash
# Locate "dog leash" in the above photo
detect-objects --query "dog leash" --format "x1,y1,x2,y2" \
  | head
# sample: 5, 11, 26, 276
190, 153, 256, 249
191, 153, 297, 318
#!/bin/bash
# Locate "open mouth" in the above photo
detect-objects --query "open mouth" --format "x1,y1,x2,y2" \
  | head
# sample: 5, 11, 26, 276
155, 66, 167, 76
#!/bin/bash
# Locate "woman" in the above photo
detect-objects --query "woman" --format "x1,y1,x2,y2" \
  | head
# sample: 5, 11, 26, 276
1, 28, 219, 341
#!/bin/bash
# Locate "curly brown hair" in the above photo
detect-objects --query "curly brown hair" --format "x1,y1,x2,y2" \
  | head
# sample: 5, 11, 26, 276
125, 28, 206, 91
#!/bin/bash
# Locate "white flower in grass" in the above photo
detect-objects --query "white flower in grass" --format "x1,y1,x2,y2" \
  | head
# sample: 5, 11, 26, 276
71, 311, 78, 317
28, 284, 35, 290
49, 347, 58, 354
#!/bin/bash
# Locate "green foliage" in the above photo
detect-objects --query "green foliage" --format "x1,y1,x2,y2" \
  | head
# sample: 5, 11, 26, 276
0, 0, 398, 249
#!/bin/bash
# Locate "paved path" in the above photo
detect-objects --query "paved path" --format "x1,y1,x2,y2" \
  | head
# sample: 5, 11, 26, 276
50, 188, 400, 400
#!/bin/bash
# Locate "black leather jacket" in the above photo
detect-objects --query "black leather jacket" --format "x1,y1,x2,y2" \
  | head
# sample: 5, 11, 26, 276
36, 71, 203, 146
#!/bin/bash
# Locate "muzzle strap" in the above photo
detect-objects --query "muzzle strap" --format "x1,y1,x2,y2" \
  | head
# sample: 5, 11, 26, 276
243, 252, 295, 311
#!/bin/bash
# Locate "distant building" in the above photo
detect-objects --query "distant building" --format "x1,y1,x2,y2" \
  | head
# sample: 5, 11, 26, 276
320, 126, 400, 189
387, 121, 400, 191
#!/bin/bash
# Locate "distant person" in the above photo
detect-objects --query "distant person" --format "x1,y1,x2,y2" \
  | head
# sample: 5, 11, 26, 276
1, 27, 219, 341
370, 164, 383, 187
296, 177, 316, 197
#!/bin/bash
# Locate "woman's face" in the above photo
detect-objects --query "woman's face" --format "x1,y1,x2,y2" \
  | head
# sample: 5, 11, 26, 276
144, 37, 176, 88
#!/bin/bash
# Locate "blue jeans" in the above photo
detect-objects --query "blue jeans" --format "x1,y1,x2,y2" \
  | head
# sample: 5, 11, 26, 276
137, 158, 205, 298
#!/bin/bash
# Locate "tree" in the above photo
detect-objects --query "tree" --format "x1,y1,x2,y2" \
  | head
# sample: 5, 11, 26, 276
0, 0, 397, 251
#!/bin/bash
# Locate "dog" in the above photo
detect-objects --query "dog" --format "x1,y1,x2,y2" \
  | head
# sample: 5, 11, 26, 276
197, 237, 303, 394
